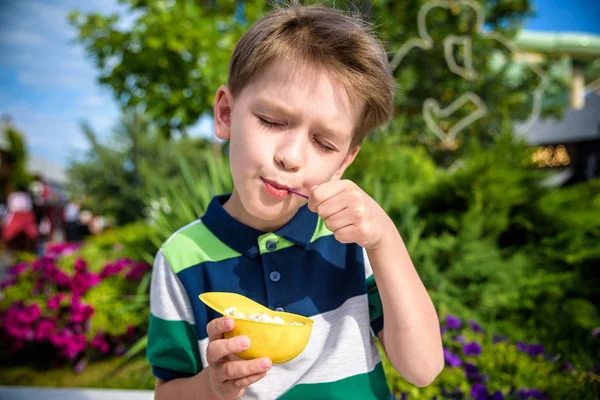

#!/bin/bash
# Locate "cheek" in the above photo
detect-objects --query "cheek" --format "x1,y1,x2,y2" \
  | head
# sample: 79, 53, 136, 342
303, 159, 341, 187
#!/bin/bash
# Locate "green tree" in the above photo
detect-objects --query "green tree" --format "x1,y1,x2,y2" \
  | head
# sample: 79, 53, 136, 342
67, 110, 217, 225
1, 122, 32, 193
68, 0, 267, 139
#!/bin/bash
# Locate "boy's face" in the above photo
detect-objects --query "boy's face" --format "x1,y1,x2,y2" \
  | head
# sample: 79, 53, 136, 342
214, 60, 362, 231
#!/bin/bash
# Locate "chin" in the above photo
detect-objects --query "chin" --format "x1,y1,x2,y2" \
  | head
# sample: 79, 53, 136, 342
245, 192, 298, 222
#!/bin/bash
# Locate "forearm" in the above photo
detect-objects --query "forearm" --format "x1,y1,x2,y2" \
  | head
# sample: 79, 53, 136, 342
155, 368, 218, 400
368, 225, 444, 386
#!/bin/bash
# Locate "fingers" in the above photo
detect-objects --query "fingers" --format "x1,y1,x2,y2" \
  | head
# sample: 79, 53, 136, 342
214, 357, 272, 383
207, 335, 251, 364
323, 207, 354, 232
206, 317, 234, 342
229, 371, 268, 390
308, 180, 349, 213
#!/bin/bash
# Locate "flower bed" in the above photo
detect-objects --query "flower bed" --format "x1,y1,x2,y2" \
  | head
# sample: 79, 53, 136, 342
0, 241, 151, 371
384, 315, 600, 399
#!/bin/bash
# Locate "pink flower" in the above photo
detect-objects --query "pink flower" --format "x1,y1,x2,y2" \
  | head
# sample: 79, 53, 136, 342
74, 358, 87, 373
126, 325, 136, 339
35, 319, 56, 341
91, 333, 110, 354
48, 293, 65, 310
8, 263, 28, 276
74, 258, 87, 273
17, 304, 41, 324
100, 259, 130, 278
71, 272, 100, 296
49, 267, 71, 287
6, 320, 33, 340
0, 276, 16, 289
50, 327, 73, 348
125, 262, 151, 280
70, 298, 94, 323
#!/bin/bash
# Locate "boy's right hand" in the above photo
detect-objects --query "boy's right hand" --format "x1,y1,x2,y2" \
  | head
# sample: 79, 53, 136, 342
206, 317, 272, 400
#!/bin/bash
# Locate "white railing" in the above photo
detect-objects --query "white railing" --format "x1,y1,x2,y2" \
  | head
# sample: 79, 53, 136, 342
0, 386, 154, 400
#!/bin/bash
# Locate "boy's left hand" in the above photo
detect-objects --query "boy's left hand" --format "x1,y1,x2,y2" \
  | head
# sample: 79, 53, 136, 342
308, 180, 394, 250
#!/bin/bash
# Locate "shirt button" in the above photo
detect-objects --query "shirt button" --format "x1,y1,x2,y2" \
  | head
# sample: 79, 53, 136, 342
275, 306, 285, 312
269, 271, 281, 282
266, 240, 277, 251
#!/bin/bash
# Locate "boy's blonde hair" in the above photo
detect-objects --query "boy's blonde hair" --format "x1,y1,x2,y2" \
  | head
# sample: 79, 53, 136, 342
228, 2, 395, 148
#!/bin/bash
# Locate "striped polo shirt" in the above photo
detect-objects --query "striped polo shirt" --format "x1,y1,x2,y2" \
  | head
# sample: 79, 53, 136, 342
147, 194, 391, 399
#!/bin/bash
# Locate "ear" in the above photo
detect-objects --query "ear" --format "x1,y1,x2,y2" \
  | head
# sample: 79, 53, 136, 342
214, 85, 234, 140
331, 145, 360, 181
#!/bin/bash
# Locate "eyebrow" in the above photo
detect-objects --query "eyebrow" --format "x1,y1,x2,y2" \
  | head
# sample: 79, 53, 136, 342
252, 97, 349, 143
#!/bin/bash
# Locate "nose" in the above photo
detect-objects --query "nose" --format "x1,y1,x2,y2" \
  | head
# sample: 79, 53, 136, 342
274, 131, 305, 171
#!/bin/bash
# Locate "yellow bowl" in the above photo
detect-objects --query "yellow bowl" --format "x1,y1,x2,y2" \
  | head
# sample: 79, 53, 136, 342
199, 292, 313, 363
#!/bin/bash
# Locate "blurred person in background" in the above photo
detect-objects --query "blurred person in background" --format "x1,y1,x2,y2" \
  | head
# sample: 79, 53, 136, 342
2, 186, 38, 253
63, 200, 81, 242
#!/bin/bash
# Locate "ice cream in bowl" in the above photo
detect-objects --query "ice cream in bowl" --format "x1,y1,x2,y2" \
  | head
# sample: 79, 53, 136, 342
199, 292, 313, 363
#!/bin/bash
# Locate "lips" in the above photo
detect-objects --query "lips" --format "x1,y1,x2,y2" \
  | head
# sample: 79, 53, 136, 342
262, 178, 292, 199
262, 178, 289, 190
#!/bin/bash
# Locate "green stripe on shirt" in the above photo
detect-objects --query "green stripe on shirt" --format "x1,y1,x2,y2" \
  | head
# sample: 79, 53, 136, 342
147, 313, 202, 374
162, 221, 240, 274
279, 363, 390, 399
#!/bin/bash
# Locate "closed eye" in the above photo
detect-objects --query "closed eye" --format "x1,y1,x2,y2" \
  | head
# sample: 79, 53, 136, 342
313, 137, 335, 154
257, 116, 282, 129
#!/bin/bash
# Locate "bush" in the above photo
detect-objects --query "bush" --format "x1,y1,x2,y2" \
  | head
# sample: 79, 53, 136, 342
401, 136, 600, 369
0, 226, 152, 371
384, 314, 600, 399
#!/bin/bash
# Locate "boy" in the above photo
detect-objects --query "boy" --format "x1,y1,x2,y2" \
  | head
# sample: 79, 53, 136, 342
148, 3, 444, 399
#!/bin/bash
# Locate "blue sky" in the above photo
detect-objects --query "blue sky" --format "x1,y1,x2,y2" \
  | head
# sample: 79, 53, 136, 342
0, 0, 599, 169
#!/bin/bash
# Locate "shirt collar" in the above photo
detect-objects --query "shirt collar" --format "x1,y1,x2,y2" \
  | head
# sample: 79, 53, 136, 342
201, 194, 318, 258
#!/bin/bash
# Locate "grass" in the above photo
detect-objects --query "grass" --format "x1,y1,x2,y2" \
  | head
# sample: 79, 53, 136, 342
0, 356, 155, 390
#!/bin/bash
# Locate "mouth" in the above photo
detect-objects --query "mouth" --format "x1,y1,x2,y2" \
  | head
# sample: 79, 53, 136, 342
261, 178, 292, 199
262, 178, 289, 190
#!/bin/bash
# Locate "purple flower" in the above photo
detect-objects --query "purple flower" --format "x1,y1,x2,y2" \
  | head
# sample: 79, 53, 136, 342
464, 341, 482, 357
518, 388, 547, 399
440, 325, 447, 335
444, 348, 462, 367
592, 327, 600, 338
463, 362, 484, 382
526, 344, 544, 356
516, 341, 528, 352
491, 391, 504, 400
445, 314, 462, 330
468, 319, 485, 333
470, 383, 488, 400
559, 362, 574, 372
493, 335, 508, 344
453, 335, 466, 344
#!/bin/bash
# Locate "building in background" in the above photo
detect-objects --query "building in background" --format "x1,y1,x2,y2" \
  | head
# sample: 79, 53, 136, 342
514, 31, 600, 186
